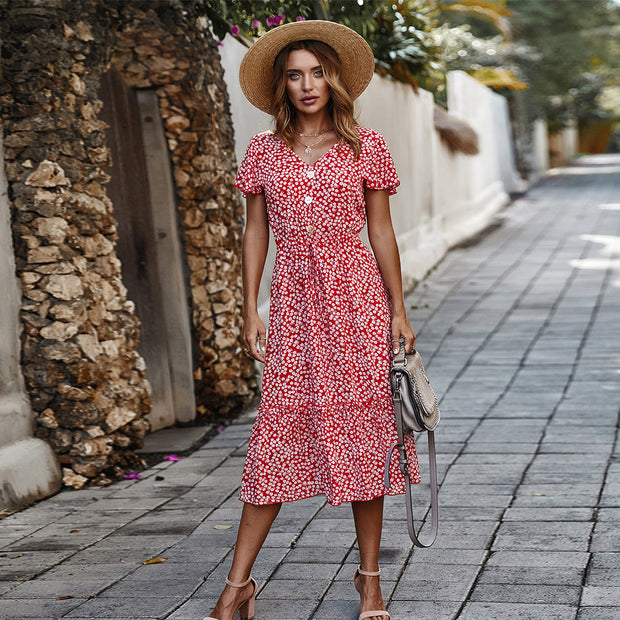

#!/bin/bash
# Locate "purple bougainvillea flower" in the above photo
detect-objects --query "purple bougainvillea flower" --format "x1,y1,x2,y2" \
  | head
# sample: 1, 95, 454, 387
164, 454, 181, 462
217, 40, 223, 46
266, 16, 277, 26
230, 25, 240, 37
277, 15, 286, 24
124, 471, 142, 480
251, 20, 261, 29
296, 16, 306, 21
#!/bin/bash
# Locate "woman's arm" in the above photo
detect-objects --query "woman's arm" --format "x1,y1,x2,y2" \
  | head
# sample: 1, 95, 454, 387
242, 192, 270, 362
365, 187, 416, 354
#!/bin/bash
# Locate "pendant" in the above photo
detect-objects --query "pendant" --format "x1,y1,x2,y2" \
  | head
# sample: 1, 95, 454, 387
304, 146, 312, 155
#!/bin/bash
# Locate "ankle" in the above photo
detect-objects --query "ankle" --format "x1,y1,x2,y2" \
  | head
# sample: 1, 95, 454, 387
226, 573, 252, 587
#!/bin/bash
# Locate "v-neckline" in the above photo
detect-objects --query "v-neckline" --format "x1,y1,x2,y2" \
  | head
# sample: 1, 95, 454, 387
278, 135, 339, 168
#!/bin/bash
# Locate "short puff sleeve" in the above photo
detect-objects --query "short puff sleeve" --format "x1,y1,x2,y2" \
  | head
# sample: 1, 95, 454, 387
235, 133, 265, 196
362, 129, 400, 196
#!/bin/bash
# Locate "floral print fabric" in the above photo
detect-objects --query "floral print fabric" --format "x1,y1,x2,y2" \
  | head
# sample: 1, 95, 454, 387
235, 127, 420, 506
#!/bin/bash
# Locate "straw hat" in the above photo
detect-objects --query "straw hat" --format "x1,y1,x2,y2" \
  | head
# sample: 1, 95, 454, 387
238, 20, 375, 115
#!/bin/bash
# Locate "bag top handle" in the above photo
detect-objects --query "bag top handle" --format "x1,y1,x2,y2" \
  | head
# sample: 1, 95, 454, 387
393, 339, 413, 366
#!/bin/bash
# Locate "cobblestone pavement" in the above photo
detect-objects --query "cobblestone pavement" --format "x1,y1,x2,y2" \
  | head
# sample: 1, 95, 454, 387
1, 154, 619, 619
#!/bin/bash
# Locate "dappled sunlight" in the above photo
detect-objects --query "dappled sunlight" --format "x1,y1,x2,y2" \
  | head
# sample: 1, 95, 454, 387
547, 163, 620, 176
581, 234, 620, 257
571, 234, 620, 276
547, 153, 620, 176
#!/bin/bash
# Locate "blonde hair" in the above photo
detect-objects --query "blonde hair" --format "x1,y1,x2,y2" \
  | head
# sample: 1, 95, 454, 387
271, 40, 362, 158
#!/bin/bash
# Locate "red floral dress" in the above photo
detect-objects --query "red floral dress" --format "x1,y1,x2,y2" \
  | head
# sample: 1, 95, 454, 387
235, 127, 420, 506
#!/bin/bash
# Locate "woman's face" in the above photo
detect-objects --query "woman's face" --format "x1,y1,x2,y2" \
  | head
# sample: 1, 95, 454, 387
285, 49, 330, 115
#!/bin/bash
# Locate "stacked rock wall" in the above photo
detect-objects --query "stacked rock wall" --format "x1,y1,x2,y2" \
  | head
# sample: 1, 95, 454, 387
108, 3, 255, 414
0, 0, 255, 488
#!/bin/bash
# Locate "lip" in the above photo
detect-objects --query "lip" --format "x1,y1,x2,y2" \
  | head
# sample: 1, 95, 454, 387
301, 96, 318, 105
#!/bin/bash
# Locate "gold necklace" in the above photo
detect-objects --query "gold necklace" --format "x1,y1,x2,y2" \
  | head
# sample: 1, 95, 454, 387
296, 133, 327, 155
294, 127, 332, 138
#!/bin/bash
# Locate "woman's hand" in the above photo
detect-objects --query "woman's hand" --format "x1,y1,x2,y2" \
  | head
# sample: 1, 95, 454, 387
243, 311, 267, 363
391, 312, 416, 355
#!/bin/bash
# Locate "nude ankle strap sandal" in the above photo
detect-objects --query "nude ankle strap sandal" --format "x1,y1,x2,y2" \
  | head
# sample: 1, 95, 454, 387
203, 575, 257, 620
355, 566, 391, 620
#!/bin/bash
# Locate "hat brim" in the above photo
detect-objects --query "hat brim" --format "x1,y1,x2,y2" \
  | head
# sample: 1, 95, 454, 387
238, 20, 375, 115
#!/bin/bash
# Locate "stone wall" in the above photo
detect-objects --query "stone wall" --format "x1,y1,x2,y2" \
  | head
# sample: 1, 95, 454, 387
0, 125, 61, 510
0, 0, 255, 488
107, 3, 255, 416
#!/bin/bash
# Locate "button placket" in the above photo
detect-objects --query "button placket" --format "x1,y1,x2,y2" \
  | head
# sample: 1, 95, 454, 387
304, 168, 316, 235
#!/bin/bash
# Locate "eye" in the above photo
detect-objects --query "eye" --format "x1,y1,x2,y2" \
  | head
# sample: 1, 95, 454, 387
287, 72, 300, 80
314, 69, 324, 77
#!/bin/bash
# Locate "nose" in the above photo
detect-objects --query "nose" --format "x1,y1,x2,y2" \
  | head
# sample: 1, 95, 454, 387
301, 73, 314, 91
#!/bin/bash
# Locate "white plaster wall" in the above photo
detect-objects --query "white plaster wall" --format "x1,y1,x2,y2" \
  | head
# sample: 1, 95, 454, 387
356, 77, 445, 290
0, 127, 61, 509
492, 90, 528, 195
561, 122, 579, 162
443, 71, 510, 245
530, 119, 550, 181
218, 40, 513, 311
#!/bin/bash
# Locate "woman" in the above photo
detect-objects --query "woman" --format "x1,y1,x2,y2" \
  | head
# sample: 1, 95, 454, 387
205, 20, 420, 620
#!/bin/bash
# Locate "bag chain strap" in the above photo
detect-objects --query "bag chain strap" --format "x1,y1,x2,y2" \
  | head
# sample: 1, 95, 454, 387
385, 375, 439, 548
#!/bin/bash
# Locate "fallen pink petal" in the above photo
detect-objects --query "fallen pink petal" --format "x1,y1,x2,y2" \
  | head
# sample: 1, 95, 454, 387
164, 454, 181, 462
217, 425, 226, 433
123, 471, 142, 480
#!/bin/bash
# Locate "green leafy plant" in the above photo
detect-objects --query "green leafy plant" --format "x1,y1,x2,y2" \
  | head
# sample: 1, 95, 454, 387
193, 0, 443, 90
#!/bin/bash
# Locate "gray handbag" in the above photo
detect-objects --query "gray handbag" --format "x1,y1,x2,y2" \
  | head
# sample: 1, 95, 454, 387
384, 345, 439, 547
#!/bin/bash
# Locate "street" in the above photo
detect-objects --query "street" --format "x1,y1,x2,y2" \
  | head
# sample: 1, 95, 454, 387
1, 154, 619, 619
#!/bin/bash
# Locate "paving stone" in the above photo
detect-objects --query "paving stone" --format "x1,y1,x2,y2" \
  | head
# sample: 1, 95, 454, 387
259, 578, 328, 600
393, 577, 473, 601
0, 550, 69, 580
502, 507, 594, 521
437, 506, 505, 521
476, 565, 584, 586
272, 563, 342, 582
590, 522, 620, 552
585, 568, 620, 586
577, 607, 620, 620
63, 595, 186, 618
387, 600, 461, 619
310, 599, 358, 619
459, 601, 577, 619
596, 508, 620, 522
7, 577, 116, 601
470, 583, 581, 605
250, 597, 319, 619
280, 546, 350, 565
97, 575, 201, 599
485, 551, 590, 568
492, 521, 593, 551
588, 553, 620, 570
0, 597, 87, 618
581, 586, 620, 607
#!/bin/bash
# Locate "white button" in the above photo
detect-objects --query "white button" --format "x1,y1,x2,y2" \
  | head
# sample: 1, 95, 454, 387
306, 225, 315, 233
307, 170, 315, 178
304, 195, 312, 204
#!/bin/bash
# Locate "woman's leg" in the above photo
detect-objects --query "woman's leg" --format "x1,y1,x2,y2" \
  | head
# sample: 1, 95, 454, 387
208, 502, 281, 620
351, 496, 389, 620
